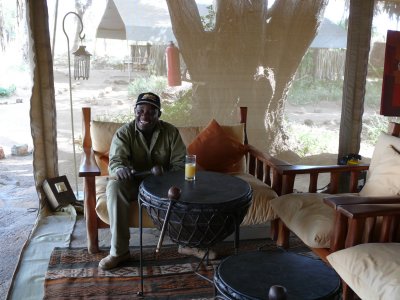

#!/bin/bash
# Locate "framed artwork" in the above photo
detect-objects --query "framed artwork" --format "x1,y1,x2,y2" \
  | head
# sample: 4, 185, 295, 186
381, 30, 400, 116
42, 175, 76, 211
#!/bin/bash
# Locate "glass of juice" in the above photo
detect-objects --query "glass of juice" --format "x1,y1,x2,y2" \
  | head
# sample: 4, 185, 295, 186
185, 154, 196, 181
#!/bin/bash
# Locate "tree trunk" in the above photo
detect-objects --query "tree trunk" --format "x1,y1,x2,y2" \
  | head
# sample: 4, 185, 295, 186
167, 0, 328, 152
0, 1, 5, 51
73, 0, 92, 50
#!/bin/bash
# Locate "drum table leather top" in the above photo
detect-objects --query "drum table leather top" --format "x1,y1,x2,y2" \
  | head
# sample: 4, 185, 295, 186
139, 170, 253, 248
214, 251, 340, 300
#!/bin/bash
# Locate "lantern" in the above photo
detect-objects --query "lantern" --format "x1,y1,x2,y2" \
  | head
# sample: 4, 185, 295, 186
73, 45, 91, 80
166, 41, 182, 86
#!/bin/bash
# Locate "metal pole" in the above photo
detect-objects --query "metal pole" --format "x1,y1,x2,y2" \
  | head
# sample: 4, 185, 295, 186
62, 12, 85, 200
51, 0, 59, 60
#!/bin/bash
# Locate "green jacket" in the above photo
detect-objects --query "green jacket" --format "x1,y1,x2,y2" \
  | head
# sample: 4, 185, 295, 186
108, 120, 186, 175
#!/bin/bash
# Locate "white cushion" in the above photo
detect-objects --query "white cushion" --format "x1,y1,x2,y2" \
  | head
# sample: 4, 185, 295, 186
270, 193, 334, 248
233, 173, 278, 224
359, 132, 400, 197
95, 173, 278, 228
327, 243, 400, 300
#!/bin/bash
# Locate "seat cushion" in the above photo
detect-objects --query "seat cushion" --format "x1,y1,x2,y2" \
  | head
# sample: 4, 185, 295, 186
95, 176, 155, 228
327, 243, 400, 300
233, 173, 279, 224
91, 121, 124, 175
270, 193, 334, 248
95, 173, 277, 228
359, 132, 400, 197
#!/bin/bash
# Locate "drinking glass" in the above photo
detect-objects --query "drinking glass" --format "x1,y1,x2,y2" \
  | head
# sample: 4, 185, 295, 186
185, 154, 196, 181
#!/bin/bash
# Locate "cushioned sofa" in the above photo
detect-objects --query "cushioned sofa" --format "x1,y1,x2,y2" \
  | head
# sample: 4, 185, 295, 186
79, 107, 288, 253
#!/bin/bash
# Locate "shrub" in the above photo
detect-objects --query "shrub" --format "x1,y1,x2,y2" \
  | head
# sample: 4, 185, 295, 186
94, 110, 134, 123
0, 85, 16, 97
284, 121, 337, 157
160, 90, 193, 126
127, 76, 167, 98
362, 113, 390, 145
287, 78, 343, 105
95, 88, 193, 126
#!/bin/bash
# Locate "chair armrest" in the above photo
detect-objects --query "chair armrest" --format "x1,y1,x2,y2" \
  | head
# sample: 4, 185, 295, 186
79, 147, 101, 177
245, 144, 291, 195
328, 196, 400, 252
273, 164, 369, 195
324, 195, 400, 209
337, 202, 400, 218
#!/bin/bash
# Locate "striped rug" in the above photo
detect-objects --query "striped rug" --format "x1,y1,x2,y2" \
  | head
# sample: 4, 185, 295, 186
44, 237, 308, 299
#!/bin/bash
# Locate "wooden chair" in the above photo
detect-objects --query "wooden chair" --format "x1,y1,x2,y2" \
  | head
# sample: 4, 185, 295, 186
270, 121, 400, 262
325, 197, 400, 299
79, 107, 289, 253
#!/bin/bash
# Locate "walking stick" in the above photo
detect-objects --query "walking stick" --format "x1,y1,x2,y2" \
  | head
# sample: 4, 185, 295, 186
155, 186, 181, 258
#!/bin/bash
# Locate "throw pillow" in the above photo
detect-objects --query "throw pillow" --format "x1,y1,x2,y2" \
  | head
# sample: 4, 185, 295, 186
187, 119, 247, 173
359, 132, 400, 197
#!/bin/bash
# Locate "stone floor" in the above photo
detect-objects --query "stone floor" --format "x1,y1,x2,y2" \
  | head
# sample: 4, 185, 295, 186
0, 155, 38, 299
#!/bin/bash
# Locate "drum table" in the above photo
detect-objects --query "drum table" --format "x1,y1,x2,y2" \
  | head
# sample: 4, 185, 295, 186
137, 170, 253, 295
214, 251, 341, 300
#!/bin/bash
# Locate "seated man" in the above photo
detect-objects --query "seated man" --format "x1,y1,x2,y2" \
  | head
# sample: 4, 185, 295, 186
99, 92, 216, 270
99, 92, 187, 270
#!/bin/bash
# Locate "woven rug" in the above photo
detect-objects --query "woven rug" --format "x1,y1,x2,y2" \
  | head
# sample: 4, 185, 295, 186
44, 237, 310, 299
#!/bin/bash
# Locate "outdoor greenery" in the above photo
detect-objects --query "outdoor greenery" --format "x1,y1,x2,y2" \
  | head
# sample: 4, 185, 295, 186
364, 79, 384, 107
96, 76, 192, 126
287, 79, 343, 105
94, 109, 134, 124
361, 113, 400, 145
287, 77, 382, 107
94, 90, 192, 126
127, 75, 167, 99
0, 85, 16, 97
284, 121, 337, 157
161, 90, 193, 126
201, 5, 215, 31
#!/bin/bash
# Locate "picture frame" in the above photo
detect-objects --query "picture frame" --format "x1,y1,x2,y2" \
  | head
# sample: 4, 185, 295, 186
381, 30, 400, 116
42, 175, 76, 211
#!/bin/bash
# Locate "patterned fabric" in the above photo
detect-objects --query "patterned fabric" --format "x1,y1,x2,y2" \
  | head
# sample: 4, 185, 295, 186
44, 238, 308, 299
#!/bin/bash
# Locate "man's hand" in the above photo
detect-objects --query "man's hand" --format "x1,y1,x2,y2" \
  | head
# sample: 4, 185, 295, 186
115, 167, 135, 180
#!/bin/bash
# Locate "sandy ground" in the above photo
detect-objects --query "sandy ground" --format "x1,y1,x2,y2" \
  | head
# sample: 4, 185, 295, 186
0, 66, 379, 298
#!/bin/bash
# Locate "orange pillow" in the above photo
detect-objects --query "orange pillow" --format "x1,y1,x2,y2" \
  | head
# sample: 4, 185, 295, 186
187, 119, 247, 173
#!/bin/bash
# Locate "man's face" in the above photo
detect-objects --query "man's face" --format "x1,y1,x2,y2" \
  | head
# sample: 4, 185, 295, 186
135, 103, 160, 133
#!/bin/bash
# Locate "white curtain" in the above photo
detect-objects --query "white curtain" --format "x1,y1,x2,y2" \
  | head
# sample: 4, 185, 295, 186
28, 0, 59, 214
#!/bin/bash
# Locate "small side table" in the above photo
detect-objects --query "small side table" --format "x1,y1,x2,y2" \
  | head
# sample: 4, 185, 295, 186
214, 251, 340, 300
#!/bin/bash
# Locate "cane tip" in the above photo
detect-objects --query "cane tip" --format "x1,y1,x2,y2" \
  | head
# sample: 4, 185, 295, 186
168, 186, 181, 200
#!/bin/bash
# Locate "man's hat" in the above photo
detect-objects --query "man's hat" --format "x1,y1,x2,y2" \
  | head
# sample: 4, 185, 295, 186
136, 92, 161, 109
